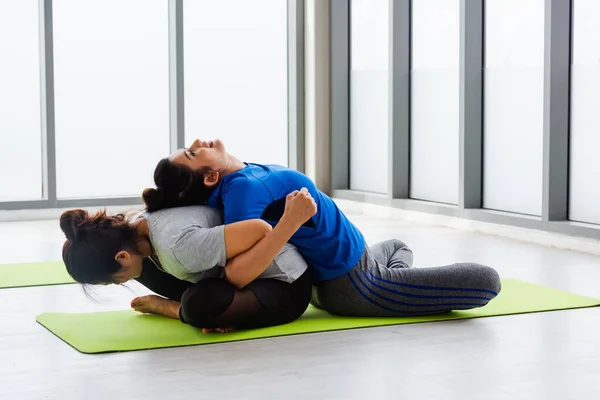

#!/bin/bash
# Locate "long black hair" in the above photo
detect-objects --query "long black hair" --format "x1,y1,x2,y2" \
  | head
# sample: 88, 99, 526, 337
60, 209, 138, 284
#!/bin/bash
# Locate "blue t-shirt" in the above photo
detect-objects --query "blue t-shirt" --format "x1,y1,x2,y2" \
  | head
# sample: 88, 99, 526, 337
206, 163, 365, 282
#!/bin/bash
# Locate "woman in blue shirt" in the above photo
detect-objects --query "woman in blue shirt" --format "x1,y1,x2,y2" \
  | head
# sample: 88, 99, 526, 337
142, 138, 501, 318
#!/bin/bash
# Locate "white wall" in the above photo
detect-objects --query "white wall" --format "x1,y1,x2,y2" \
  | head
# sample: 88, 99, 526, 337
569, 0, 600, 225
349, 0, 389, 194
183, 0, 288, 167
53, 0, 170, 199
0, 0, 43, 201
483, 0, 545, 216
410, 0, 460, 205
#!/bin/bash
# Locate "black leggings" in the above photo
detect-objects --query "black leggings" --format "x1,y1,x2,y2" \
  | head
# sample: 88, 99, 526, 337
135, 258, 312, 330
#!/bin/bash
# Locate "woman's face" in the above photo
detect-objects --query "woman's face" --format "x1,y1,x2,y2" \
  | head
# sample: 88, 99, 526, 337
111, 251, 144, 285
169, 139, 228, 172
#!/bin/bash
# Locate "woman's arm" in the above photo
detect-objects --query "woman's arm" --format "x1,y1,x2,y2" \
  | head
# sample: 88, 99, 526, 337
224, 218, 298, 289
223, 219, 272, 259
172, 219, 271, 273
223, 188, 316, 288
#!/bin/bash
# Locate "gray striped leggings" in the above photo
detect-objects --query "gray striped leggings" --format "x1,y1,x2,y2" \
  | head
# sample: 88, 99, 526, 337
311, 239, 501, 317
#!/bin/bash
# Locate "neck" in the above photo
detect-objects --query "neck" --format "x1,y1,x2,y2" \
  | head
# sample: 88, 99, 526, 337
132, 219, 153, 258
218, 154, 246, 177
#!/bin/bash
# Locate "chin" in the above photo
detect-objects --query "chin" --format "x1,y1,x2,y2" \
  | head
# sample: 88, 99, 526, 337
214, 139, 225, 152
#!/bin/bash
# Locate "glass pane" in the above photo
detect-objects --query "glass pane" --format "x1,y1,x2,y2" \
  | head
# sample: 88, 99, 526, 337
184, 0, 288, 166
410, 0, 460, 205
0, 0, 43, 201
53, 0, 170, 199
349, 0, 389, 194
569, 0, 600, 224
483, 0, 545, 216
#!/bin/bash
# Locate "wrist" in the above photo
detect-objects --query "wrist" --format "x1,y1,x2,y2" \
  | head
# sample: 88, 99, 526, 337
276, 216, 301, 236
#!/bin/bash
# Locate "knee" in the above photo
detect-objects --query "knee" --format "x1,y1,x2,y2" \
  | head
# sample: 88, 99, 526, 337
247, 276, 312, 324
470, 263, 502, 298
390, 239, 411, 251
391, 239, 413, 264
179, 279, 234, 328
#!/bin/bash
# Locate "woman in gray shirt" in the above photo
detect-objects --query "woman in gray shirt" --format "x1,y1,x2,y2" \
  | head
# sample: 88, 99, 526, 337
60, 188, 317, 333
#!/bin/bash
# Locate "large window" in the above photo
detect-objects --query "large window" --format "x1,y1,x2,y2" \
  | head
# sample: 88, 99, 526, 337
349, 0, 389, 194
53, 0, 170, 199
0, 0, 43, 201
410, 0, 460, 205
569, 0, 600, 225
483, 0, 545, 216
184, 0, 288, 166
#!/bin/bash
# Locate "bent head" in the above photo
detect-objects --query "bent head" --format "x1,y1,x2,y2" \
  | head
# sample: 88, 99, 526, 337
60, 209, 144, 285
143, 138, 227, 212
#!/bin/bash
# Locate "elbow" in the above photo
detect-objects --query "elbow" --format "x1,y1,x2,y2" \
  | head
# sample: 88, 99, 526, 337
230, 280, 247, 290
257, 219, 272, 237
229, 275, 248, 290
224, 264, 251, 289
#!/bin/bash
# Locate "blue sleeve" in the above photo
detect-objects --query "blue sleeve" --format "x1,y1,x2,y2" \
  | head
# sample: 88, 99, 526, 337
221, 177, 273, 224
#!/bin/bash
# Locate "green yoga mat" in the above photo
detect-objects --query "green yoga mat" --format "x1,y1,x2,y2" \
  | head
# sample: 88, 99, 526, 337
37, 279, 600, 354
0, 261, 74, 289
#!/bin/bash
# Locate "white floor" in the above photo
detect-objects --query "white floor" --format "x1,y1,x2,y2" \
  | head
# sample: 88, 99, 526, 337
1, 205, 600, 399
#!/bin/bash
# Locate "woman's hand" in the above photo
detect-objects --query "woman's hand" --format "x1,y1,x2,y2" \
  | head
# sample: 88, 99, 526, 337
281, 187, 317, 228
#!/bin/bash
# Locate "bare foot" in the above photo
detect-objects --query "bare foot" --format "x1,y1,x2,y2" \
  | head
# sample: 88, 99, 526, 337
202, 327, 235, 334
131, 295, 181, 320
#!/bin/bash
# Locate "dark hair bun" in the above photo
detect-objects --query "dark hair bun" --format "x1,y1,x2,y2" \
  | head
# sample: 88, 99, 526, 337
60, 209, 88, 241
142, 187, 165, 212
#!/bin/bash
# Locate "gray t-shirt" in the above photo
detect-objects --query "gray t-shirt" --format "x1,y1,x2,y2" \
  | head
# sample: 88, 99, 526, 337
139, 205, 307, 284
